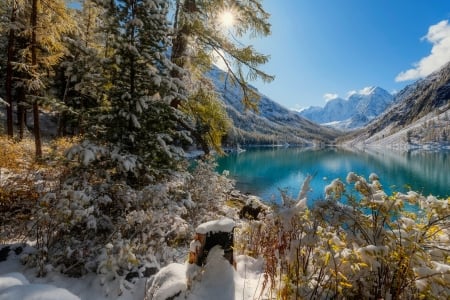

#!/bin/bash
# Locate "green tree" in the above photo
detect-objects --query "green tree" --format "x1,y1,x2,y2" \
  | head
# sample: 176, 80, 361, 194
52, 0, 107, 136
5, 0, 74, 157
2, 0, 19, 138
170, 0, 273, 154
183, 84, 231, 154
77, 0, 191, 173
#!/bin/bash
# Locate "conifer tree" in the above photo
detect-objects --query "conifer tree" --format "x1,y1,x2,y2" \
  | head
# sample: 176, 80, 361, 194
2, 0, 19, 138
170, 0, 273, 154
52, 0, 107, 136
4, 0, 74, 157
82, 0, 190, 173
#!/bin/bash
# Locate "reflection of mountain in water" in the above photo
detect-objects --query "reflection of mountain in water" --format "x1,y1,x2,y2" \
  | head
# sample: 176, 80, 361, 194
362, 148, 449, 196
216, 147, 449, 203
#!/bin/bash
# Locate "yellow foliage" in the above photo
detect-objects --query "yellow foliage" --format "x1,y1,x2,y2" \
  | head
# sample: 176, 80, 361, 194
182, 86, 232, 154
0, 136, 35, 171
244, 172, 450, 299
0, 135, 75, 224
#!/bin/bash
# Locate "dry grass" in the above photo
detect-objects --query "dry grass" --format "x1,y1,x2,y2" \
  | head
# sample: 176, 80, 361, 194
0, 135, 78, 241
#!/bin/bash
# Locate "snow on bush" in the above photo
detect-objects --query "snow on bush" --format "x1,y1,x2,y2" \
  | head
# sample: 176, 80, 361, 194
238, 172, 449, 299
24, 154, 235, 297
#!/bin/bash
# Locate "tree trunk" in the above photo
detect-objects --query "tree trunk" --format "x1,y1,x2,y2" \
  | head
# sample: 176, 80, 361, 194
17, 86, 26, 140
31, 0, 42, 159
5, 2, 17, 138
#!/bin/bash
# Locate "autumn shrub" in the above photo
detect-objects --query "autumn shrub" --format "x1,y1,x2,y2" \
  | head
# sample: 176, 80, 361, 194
0, 136, 74, 241
1, 137, 40, 240
248, 172, 449, 299
0, 136, 34, 171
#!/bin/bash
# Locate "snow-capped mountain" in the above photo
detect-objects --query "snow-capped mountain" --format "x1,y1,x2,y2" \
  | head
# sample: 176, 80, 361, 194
206, 67, 341, 146
343, 62, 450, 149
299, 87, 394, 130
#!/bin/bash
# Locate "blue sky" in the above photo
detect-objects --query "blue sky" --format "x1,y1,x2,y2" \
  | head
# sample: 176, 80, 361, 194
241, 0, 450, 110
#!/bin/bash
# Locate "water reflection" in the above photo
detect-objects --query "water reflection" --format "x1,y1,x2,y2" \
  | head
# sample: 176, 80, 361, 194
216, 147, 450, 205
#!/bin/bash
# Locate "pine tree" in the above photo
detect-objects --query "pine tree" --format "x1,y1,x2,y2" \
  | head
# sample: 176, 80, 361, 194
52, 0, 107, 136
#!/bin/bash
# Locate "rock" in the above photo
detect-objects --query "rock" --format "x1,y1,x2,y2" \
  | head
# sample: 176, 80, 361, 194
125, 266, 159, 282
0, 247, 10, 262
239, 204, 264, 220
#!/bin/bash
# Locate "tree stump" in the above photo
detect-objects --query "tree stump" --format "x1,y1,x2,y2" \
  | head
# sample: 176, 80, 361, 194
188, 218, 235, 267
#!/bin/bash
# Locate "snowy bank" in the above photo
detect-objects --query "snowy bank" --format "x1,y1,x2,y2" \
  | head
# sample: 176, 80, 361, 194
0, 272, 80, 300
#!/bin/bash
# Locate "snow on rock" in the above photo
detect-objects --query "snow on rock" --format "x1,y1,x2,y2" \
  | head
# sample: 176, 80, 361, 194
147, 263, 187, 300
0, 273, 80, 300
195, 217, 235, 234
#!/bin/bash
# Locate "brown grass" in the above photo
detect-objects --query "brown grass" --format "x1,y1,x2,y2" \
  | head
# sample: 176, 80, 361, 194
0, 135, 77, 241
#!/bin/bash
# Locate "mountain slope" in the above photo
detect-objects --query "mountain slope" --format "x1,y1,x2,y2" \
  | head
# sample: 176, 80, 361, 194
299, 87, 394, 130
342, 62, 450, 149
206, 67, 342, 146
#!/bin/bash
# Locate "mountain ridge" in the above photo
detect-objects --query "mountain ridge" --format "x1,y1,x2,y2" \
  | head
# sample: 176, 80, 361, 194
206, 67, 342, 146
341, 62, 450, 149
299, 86, 394, 130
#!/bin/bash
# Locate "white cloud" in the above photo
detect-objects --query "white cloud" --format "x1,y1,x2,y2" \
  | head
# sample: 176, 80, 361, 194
345, 87, 373, 99
396, 20, 450, 82
346, 90, 357, 98
358, 86, 374, 95
323, 93, 339, 101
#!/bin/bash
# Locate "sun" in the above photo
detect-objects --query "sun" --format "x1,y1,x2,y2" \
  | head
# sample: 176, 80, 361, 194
218, 9, 235, 28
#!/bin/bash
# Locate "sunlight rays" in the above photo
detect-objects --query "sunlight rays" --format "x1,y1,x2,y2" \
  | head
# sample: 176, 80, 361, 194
218, 9, 236, 28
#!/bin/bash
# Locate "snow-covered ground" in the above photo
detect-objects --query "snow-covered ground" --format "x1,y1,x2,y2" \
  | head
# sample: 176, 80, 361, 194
147, 251, 265, 300
348, 107, 450, 150
0, 243, 264, 300
0, 244, 145, 299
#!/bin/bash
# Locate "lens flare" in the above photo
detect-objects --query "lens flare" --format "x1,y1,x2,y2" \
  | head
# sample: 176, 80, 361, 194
218, 9, 235, 28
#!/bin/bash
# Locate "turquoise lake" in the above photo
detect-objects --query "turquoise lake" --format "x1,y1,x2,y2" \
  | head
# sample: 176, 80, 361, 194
216, 147, 450, 206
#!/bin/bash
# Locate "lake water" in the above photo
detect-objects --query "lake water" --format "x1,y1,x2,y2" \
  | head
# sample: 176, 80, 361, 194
216, 147, 450, 206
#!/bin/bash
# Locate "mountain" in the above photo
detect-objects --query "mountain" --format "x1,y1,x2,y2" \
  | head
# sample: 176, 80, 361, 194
342, 62, 450, 150
299, 87, 394, 130
206, 67, 342, 146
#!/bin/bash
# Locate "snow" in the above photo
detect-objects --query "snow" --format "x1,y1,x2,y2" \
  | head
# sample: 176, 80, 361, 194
0, 272, 29, 290
187, 246, 235, 299
195, 217, 235, 234
147, 263, 187, 300
299, 86, 394, 129
1, 238, 266, 300
0, 245, 146, 300
148, 246, 266, 300
0, 281, 80, 300
0, 272, 80, 300
353, 107, 450, 150
359, 86, 376, 95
